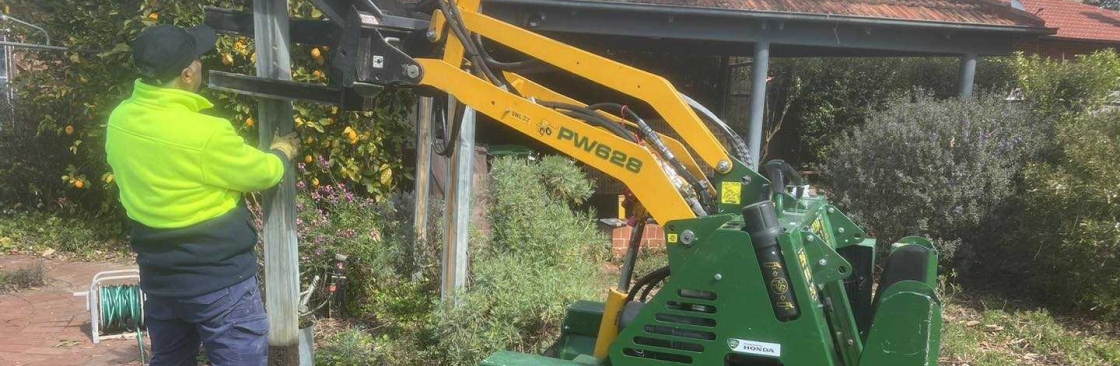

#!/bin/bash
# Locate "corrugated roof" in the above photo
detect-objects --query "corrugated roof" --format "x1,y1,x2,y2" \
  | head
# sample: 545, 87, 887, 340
1015, 0, 1120, 43
588, 0, 1045, 27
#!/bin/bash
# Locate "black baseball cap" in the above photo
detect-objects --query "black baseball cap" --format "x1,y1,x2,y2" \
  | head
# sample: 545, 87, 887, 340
132, 24, 217, 85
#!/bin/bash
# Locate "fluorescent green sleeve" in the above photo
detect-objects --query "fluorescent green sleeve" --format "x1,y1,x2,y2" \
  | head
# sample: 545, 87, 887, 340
200, 125, 286, 192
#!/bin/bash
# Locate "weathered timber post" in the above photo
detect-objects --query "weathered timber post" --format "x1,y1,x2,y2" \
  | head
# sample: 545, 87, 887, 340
441, 98, 475, 306
413, 96, 433, 279
252, 0, 301, 364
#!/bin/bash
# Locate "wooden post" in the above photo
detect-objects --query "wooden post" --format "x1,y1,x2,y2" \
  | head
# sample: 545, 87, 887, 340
441, 98, 475, 305
412, 96, 433, 278
252, 0, 301, 364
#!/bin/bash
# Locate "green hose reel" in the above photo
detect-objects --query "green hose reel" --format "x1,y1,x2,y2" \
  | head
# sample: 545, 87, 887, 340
79, 269, 147, 364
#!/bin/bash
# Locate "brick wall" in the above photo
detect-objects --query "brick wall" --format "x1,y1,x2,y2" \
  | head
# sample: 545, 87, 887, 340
609, 223, 667, 255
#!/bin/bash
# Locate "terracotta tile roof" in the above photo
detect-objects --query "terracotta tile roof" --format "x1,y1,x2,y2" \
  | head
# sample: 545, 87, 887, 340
1015, 0, 1120, 42
589, 0, 1045, 27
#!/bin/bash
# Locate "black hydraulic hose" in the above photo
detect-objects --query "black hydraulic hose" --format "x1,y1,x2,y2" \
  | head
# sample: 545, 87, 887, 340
539, 101, 637, 141
472, 34, 543, 72
639, 274, 668, 302
626, 265, 670, 304
555, 110, 636, 142
587, 103, 715, 210
433, 97, 464, 157
437, 0, 503, 86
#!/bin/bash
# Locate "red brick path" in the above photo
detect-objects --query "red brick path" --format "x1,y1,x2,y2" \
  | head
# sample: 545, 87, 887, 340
0, 255, 146, 366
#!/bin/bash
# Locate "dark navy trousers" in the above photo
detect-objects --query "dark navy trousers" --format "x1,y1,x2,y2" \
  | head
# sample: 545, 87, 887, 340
144, 276, 269, 366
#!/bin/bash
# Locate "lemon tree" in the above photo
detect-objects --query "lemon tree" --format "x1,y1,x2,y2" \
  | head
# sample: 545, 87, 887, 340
2, 0, 414, 213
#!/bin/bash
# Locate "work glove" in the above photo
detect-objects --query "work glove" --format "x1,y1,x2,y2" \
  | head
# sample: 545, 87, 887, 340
270, 132, 301, 160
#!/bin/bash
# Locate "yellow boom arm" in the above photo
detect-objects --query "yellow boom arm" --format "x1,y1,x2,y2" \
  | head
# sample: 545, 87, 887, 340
419, 3, 738, 224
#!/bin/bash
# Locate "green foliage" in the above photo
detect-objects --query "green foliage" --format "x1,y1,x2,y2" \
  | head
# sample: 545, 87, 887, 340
764, 57, 1015, 165
0, 97, 78, 211
0, 210, 128, 259
418, 156, 608, 365
823, 95, 1046, 261
483, 156, 598, 264
283, 156, 607, 365
1012, 50, 1120, 122
315, 327, 379, 366
1007, 110, 1120, 317
0, 0, 413, 216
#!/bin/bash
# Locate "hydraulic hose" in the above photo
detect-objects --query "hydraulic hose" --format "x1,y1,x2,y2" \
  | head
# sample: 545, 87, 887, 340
587, 103, 715, 211
679, 93, 752, 164
539, 101, 637, 141
472, 34, 542, 72
626, 265, 671, 304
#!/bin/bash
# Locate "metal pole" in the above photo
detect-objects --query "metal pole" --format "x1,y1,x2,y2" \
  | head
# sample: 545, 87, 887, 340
717, 55, 731, 118
252, 0, 302, 364
412, 96, 433, 279
441, 98, 475, 306
0, 14, 49, 45
958, 53, 977, 99
747, 42, 770, 169
0, 40, 67, 52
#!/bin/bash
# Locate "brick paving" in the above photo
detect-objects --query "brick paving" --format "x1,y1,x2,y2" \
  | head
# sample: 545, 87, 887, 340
0, 255, 147, 366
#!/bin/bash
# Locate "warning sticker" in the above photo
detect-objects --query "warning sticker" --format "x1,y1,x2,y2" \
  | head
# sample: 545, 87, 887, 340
720, 181, 742, 205
667, 233, 679, 244
727, 338, 782, 358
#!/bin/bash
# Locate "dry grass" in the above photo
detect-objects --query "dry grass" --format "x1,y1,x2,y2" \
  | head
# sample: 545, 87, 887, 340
940, 292, 1120, 366
0, 260, 47, 292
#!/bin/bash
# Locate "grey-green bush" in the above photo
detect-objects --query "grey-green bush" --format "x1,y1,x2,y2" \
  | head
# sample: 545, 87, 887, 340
419, 156, 608, 365
823, 95, 1047, 262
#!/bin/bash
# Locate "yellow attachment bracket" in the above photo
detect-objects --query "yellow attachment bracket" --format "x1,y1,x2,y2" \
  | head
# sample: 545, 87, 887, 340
594, 289, 628, 359
455, 10, 734, 173
418, 59, 698, 223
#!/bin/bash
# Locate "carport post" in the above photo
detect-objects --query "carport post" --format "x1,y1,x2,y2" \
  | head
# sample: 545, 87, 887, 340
747, 41, 770, 169
959, 53, 977, 98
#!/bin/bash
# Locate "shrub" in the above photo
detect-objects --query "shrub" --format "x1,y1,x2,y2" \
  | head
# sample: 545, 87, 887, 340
417, 156, 608, 365
262, 156, 606, 365
763, 57, 1015, 166
1011, 110, 1120, 317
1012, 50, 1120, 122
823, 95, 1047, 262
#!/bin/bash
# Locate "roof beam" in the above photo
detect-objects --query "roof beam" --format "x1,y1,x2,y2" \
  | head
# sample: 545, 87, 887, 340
484, 1, 1026, 56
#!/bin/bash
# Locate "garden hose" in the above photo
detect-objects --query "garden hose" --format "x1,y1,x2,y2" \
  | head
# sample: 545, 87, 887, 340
99, 285, 146, 363
100, 285, 143, 332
